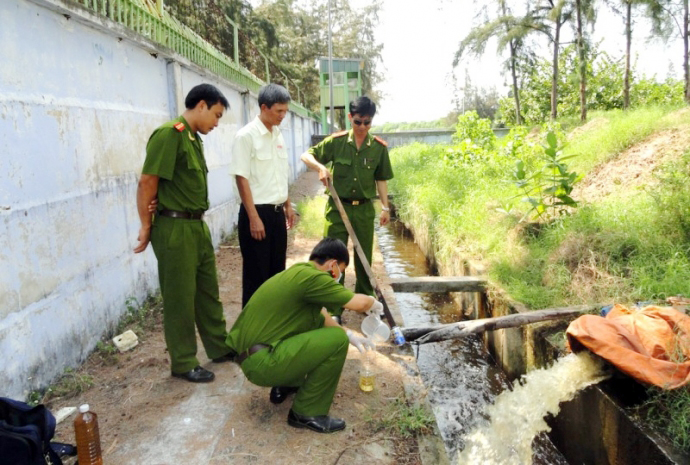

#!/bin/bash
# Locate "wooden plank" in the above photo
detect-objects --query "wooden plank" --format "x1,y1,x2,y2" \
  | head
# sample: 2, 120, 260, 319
402, 304, 601, 344
390, 276, 486, 293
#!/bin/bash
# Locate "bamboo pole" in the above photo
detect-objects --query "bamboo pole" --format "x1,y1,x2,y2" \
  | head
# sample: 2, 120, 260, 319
326, 178, 398, 328
403, 304, 601, 345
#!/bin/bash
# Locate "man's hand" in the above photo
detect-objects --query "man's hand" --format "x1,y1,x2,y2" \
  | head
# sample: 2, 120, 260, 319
346, 330, 376, 353
250, 216, 266, 240
318, 166, 331, 187
147, 197, 158, 214
134, 225, 151, 254
285, 201, 297, 230
366, 299, 384, 318
380, 210, 390, 226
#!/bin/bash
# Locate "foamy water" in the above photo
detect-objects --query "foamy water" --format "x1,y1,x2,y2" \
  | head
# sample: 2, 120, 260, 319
456, 352, 611, 465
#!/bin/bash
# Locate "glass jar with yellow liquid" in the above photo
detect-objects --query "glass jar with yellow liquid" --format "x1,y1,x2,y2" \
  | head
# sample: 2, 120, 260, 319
359, 349, 375, 392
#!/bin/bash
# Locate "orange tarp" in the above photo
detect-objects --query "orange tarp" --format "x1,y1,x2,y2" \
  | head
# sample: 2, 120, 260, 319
566, 304, 690, 389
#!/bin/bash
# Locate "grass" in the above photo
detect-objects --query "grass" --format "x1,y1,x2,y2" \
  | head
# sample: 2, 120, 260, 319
28, 368, 94, 406
365, 399, 435, 438
116, 294, 163, 336
27, 293, 163, 405
389, 105, 690, 309
564, 105, 690, 174
389, 105, 690, 451
295, 195, 326, 239
638, 386, 690, 451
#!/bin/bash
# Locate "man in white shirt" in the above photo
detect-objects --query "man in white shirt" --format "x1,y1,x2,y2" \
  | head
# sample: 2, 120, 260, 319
229, 83, 297, 306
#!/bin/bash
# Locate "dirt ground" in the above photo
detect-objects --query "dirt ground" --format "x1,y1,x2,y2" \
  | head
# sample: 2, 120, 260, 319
47, 171, 432, 465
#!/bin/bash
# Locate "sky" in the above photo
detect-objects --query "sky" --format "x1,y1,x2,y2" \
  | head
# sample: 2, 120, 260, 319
250, 0, 685, 125
358, 0, 684, 124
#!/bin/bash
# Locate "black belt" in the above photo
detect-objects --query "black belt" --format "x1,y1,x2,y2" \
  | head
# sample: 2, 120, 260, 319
255, 204, 284, 213
340, 198, 370, 206
158, 209, 204, 220
235, 344, 270, 365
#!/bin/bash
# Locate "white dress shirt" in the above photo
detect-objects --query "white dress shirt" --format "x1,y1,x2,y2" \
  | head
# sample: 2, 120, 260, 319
229, 116, 289, 205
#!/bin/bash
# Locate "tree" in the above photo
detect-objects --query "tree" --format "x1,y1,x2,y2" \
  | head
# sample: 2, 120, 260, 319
644, 0, 690, 103
530, 0, 577, 120
454, 1, 532, 124
164, 0, 385, 111
253, 0, 385, 110
575, 0, 596, 121
606, 1, 666, 109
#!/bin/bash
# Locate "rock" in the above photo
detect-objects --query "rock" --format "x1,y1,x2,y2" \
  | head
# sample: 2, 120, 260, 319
113, 330, 138, 352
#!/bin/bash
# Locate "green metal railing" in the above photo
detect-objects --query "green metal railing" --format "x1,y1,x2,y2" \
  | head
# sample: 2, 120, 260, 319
72, 0, 317, 120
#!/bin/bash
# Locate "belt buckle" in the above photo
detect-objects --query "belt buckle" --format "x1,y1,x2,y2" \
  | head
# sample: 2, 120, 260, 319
351, 200, 360, 206
274, 204, 282, 212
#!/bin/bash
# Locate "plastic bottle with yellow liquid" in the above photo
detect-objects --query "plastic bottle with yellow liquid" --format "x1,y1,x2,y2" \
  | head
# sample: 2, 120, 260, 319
74, 404, 103, 465
359, 348, 376, 392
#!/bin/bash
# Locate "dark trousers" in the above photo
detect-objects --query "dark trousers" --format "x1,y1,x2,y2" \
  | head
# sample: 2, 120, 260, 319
238, 204, 287, 307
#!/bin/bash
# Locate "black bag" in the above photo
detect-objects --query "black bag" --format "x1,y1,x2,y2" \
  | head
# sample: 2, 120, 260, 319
0, 397, 72, 465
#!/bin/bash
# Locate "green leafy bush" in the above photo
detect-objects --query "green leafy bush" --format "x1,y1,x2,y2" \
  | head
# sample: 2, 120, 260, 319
508, 130, 583, 221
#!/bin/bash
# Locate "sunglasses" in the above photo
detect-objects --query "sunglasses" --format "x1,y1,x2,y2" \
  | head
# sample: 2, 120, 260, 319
352, 119, 372, 126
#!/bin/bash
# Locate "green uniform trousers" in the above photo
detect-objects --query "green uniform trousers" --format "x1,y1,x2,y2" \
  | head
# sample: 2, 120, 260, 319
241, 327, 349, 416
150, 216, 229, 373
324, 198, 375, 316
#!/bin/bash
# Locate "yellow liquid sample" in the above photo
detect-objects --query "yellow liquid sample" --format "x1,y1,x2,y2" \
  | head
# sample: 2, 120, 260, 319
359, 374, 375, 392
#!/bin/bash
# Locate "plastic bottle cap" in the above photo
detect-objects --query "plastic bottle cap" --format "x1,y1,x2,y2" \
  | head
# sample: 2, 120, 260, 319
79, 404, 90, 413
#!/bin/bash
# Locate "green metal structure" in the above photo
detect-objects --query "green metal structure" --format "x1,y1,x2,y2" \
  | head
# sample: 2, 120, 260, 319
72, 0, 318, 120
319, 57, 363, 131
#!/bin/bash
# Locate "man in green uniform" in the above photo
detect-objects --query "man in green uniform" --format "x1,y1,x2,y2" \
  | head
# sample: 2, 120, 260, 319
134, 84, 235, 383
226, 238, 382, 433
300, 96, 393, 322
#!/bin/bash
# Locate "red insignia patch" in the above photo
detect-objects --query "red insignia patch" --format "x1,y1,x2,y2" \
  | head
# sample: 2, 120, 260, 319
332, 130, 348, 138
173, 122, 185, 132
374, 136, 388, 147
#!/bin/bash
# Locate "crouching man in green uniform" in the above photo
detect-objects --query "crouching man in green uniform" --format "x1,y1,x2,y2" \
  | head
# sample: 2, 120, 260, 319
134, 84, 235, 383
226, 237, 382, 433
300, 96, 393, 323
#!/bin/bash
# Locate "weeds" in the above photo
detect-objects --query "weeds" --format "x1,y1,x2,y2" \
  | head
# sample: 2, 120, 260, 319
638, 386, 690, 452
294, 196, 326, 239
28, 368, 95, 405
116, 294, 163, 336
390, 104, 690, 454
366, 399, 435, 438
508, 130, 582, 221
26, 294, 162, 405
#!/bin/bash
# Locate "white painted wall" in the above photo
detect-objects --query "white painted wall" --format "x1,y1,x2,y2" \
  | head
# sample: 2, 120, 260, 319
0, 0, 316, 400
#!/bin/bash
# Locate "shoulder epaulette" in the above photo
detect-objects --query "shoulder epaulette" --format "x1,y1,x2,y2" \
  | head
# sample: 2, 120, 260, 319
173, 122, 185, 132
331, 130, 348, 138
373, 135, 388, 147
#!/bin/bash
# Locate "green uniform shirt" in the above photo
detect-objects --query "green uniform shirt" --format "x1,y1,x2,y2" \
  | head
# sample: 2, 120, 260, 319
226, 262, 355, 353
308, 130, 394, 199
142, 116, 209, 212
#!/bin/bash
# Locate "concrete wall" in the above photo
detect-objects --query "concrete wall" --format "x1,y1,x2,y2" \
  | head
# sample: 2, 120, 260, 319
372, 127, 510, 149
0, 0, 317, 400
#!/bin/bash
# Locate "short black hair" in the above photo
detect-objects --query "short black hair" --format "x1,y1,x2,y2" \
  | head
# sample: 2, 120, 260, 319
185, 83, 229, 110
258, 83, 291, 108
309, 237, 350, 266
349, 96, 376, 117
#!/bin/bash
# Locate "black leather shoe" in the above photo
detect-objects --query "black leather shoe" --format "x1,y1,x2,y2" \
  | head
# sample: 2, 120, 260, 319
212, 351, 237, 363
270, 386, 299, 404
171, 366, 215, 383
287, 409, 345, 433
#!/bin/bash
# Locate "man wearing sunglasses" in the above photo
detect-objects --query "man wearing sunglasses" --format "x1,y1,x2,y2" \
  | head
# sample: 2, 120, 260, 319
300, 96, 393, 323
